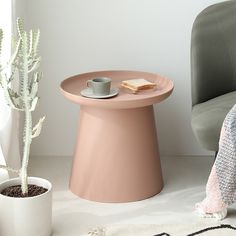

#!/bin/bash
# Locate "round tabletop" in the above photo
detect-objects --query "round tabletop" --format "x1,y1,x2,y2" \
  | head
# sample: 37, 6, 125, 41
60, 70, 174, 109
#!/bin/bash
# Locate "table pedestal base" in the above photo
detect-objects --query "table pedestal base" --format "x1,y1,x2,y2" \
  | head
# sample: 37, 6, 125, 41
70, 105, 163, 202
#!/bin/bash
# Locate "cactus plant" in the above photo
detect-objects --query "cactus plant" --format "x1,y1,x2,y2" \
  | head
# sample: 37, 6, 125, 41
0, 18, 45, 195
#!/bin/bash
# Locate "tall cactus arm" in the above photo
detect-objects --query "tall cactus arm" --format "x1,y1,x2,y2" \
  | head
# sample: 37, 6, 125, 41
16, 18, 24, 39
27, 30, 40, 60
19, 31, 29, 96
32, 30, 40, 57
28, 30, 33, 56
27, 29, 40, 72
27, 30, 40, 74
20, 26, 32, 194
32, 116, 45, 139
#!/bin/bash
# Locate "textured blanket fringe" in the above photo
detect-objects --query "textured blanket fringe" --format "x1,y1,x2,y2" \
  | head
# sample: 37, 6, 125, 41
88, 227, 105, 236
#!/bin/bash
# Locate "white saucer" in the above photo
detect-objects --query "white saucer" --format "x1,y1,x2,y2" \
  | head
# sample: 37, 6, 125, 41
80, 87, 119, 99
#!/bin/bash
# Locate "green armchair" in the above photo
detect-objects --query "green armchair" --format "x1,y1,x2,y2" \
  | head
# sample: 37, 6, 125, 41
191, 0, 236, 151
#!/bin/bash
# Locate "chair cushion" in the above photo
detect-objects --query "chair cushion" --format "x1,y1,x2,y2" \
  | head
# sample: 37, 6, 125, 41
191, 91, 236, 151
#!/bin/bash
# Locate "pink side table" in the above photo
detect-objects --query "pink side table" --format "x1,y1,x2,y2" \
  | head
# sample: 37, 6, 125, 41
60, 70, 173, 203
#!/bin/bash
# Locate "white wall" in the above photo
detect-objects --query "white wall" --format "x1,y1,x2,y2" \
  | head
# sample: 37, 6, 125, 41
24, 0, 225, 157
13, 0, 27, 22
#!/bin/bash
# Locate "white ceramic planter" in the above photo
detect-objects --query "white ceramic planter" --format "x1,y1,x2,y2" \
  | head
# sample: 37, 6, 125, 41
0, 177, 52, 236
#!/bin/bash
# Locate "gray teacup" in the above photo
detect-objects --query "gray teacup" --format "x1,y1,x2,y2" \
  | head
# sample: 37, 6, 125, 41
87, 77, 111, 96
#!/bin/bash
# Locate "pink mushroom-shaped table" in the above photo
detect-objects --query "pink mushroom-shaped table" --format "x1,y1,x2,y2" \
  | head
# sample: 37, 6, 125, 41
60, 70, 173, 203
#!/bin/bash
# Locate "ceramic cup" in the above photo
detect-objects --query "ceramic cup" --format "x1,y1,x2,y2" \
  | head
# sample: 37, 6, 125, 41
87, 77, 111, 96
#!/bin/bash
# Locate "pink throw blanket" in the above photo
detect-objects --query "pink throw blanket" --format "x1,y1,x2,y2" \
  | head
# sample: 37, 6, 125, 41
196, 104, 236, 213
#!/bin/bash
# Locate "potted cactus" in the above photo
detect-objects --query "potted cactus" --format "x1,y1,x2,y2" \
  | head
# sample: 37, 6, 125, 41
0, 18, 52, 236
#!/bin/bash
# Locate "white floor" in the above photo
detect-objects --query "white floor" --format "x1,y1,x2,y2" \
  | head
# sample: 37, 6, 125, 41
29, 156, 236, 236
